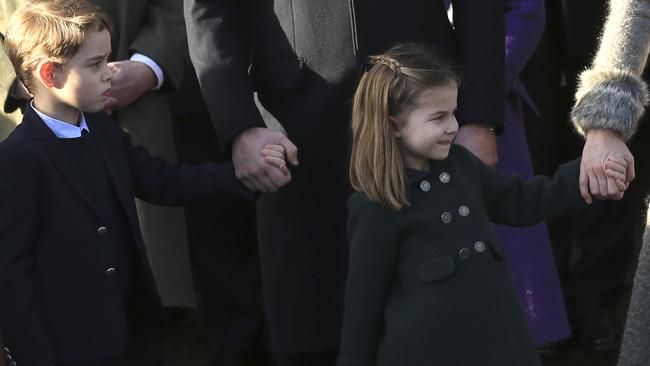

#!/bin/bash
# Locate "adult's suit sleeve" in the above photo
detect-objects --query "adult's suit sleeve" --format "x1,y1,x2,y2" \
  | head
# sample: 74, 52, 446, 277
337, 194, 398, 366
0, 148, 56, 366
128, 0, 187, 91
184, 0, 266, 154
458, 146, 587, 226
453, 0, 505, 132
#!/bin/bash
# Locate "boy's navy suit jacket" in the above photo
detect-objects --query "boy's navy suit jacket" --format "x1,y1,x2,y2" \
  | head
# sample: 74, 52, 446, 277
0, 105, 253, 366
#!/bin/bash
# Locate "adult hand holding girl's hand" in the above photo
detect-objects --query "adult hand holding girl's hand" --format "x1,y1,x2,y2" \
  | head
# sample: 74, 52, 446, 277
603, 155, 631, 200
580, 129, 635, 204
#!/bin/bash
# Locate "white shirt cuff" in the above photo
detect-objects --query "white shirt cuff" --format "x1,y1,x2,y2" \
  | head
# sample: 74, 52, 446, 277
130, 52, 164, 90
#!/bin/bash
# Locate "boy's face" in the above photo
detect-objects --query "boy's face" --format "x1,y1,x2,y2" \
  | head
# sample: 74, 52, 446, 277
47, 28, 113, 114
395, 84, 459, 170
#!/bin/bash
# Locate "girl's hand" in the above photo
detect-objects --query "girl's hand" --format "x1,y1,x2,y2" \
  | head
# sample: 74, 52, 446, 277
604, 155, 629, 193
261, 144, 290, 176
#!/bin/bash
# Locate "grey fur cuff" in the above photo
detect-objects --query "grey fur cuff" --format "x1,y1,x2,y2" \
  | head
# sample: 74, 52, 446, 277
571, 68, 648, 141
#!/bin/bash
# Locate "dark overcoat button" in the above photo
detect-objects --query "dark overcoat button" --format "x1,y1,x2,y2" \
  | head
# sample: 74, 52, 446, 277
474, 241, 486, 253
106, 267, 117, 276
439, 172, 451, 184
458, 248, 470, 259
97, 226, 108, 235
420, 180, 431, 192
458, 205, 470, 217
441, 211, 452, 224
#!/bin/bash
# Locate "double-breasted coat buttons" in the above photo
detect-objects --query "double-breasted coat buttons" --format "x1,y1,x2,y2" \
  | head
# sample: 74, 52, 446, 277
420, 180, 431, 192
441, 211, 452, 224
474, 241, 487, 253
458, 205, 470, 217
439, 172, 451, 184
106, 267, 117, 276
458, 248, 470, 259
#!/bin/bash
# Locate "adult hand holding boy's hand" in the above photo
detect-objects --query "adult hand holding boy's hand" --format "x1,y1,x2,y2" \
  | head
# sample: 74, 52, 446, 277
104, 60, 156, 112
232, 127, 299, 193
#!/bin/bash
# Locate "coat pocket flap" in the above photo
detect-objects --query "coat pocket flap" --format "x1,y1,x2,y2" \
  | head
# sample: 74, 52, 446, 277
415, 255, 455, 282
250, 58, 305, 91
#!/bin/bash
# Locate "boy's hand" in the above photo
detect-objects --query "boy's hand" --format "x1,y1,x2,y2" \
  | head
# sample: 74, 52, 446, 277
261, 144, 290, 176
603, 155, 629, 200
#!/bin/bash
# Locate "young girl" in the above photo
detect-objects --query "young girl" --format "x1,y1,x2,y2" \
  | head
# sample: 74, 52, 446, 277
337, 43, 629, 366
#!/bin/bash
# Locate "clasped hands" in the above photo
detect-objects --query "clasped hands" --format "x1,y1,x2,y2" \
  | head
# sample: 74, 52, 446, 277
232, 127, 299, 193
581, 129, 635, 204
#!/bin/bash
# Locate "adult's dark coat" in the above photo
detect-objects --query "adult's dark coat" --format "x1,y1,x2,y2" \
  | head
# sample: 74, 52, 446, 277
338, 146, 586, 366
184, 0, 504, 353
0, 107, 253, 366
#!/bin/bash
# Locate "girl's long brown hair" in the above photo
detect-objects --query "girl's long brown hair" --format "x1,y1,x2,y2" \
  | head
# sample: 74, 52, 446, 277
349, 43, 460, 211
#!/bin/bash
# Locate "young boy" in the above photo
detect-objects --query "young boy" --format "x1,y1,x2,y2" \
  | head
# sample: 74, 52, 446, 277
0, 1, 291, 365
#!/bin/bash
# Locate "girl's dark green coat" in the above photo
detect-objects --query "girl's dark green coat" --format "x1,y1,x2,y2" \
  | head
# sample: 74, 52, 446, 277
338, 145, 586, 366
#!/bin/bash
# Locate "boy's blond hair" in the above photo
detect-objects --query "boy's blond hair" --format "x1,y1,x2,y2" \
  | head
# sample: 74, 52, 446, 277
350, 43, 460, 211
3, 0, 111, 93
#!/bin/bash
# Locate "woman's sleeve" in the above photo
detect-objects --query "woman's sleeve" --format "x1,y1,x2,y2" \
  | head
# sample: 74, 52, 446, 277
572, 0, 650, 140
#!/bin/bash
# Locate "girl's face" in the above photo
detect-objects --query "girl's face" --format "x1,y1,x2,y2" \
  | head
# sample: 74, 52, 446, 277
394, 83, 459, 170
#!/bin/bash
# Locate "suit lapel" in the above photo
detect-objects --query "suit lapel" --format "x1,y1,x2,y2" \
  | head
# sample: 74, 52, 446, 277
24, 107, 104, 218
85, 115, 140, 234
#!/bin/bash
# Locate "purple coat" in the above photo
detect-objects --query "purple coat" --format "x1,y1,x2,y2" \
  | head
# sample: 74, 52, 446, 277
494, 0, 572, 345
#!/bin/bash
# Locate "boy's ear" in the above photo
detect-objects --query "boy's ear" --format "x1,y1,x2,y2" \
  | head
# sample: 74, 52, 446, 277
37, 61, 57, 88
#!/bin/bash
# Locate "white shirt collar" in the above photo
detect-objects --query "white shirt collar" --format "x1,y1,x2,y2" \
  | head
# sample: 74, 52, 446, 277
30, 100, 89, 139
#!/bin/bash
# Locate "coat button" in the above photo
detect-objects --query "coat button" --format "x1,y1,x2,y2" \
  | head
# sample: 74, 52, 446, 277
5, 354, 11, 362
2, 347, 8, 353
9, 361, 16, 366
458, 205, 470, 217
439, 172, 451, 184
97, 226, 108, 235
474, 241, 486, 253
441, 211, 452, 224
420, 180, 431, 192
458, 248, 470, 259
106, 267, 117, 276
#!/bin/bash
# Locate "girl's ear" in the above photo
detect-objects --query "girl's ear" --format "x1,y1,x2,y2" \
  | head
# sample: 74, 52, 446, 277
390, 117, 402, 138
37, 61, 58, 88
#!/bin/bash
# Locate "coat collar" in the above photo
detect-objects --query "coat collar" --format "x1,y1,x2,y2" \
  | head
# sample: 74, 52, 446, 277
405, 152, 452, 186
24, 105, 134, 226
23, 105, 104, 218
